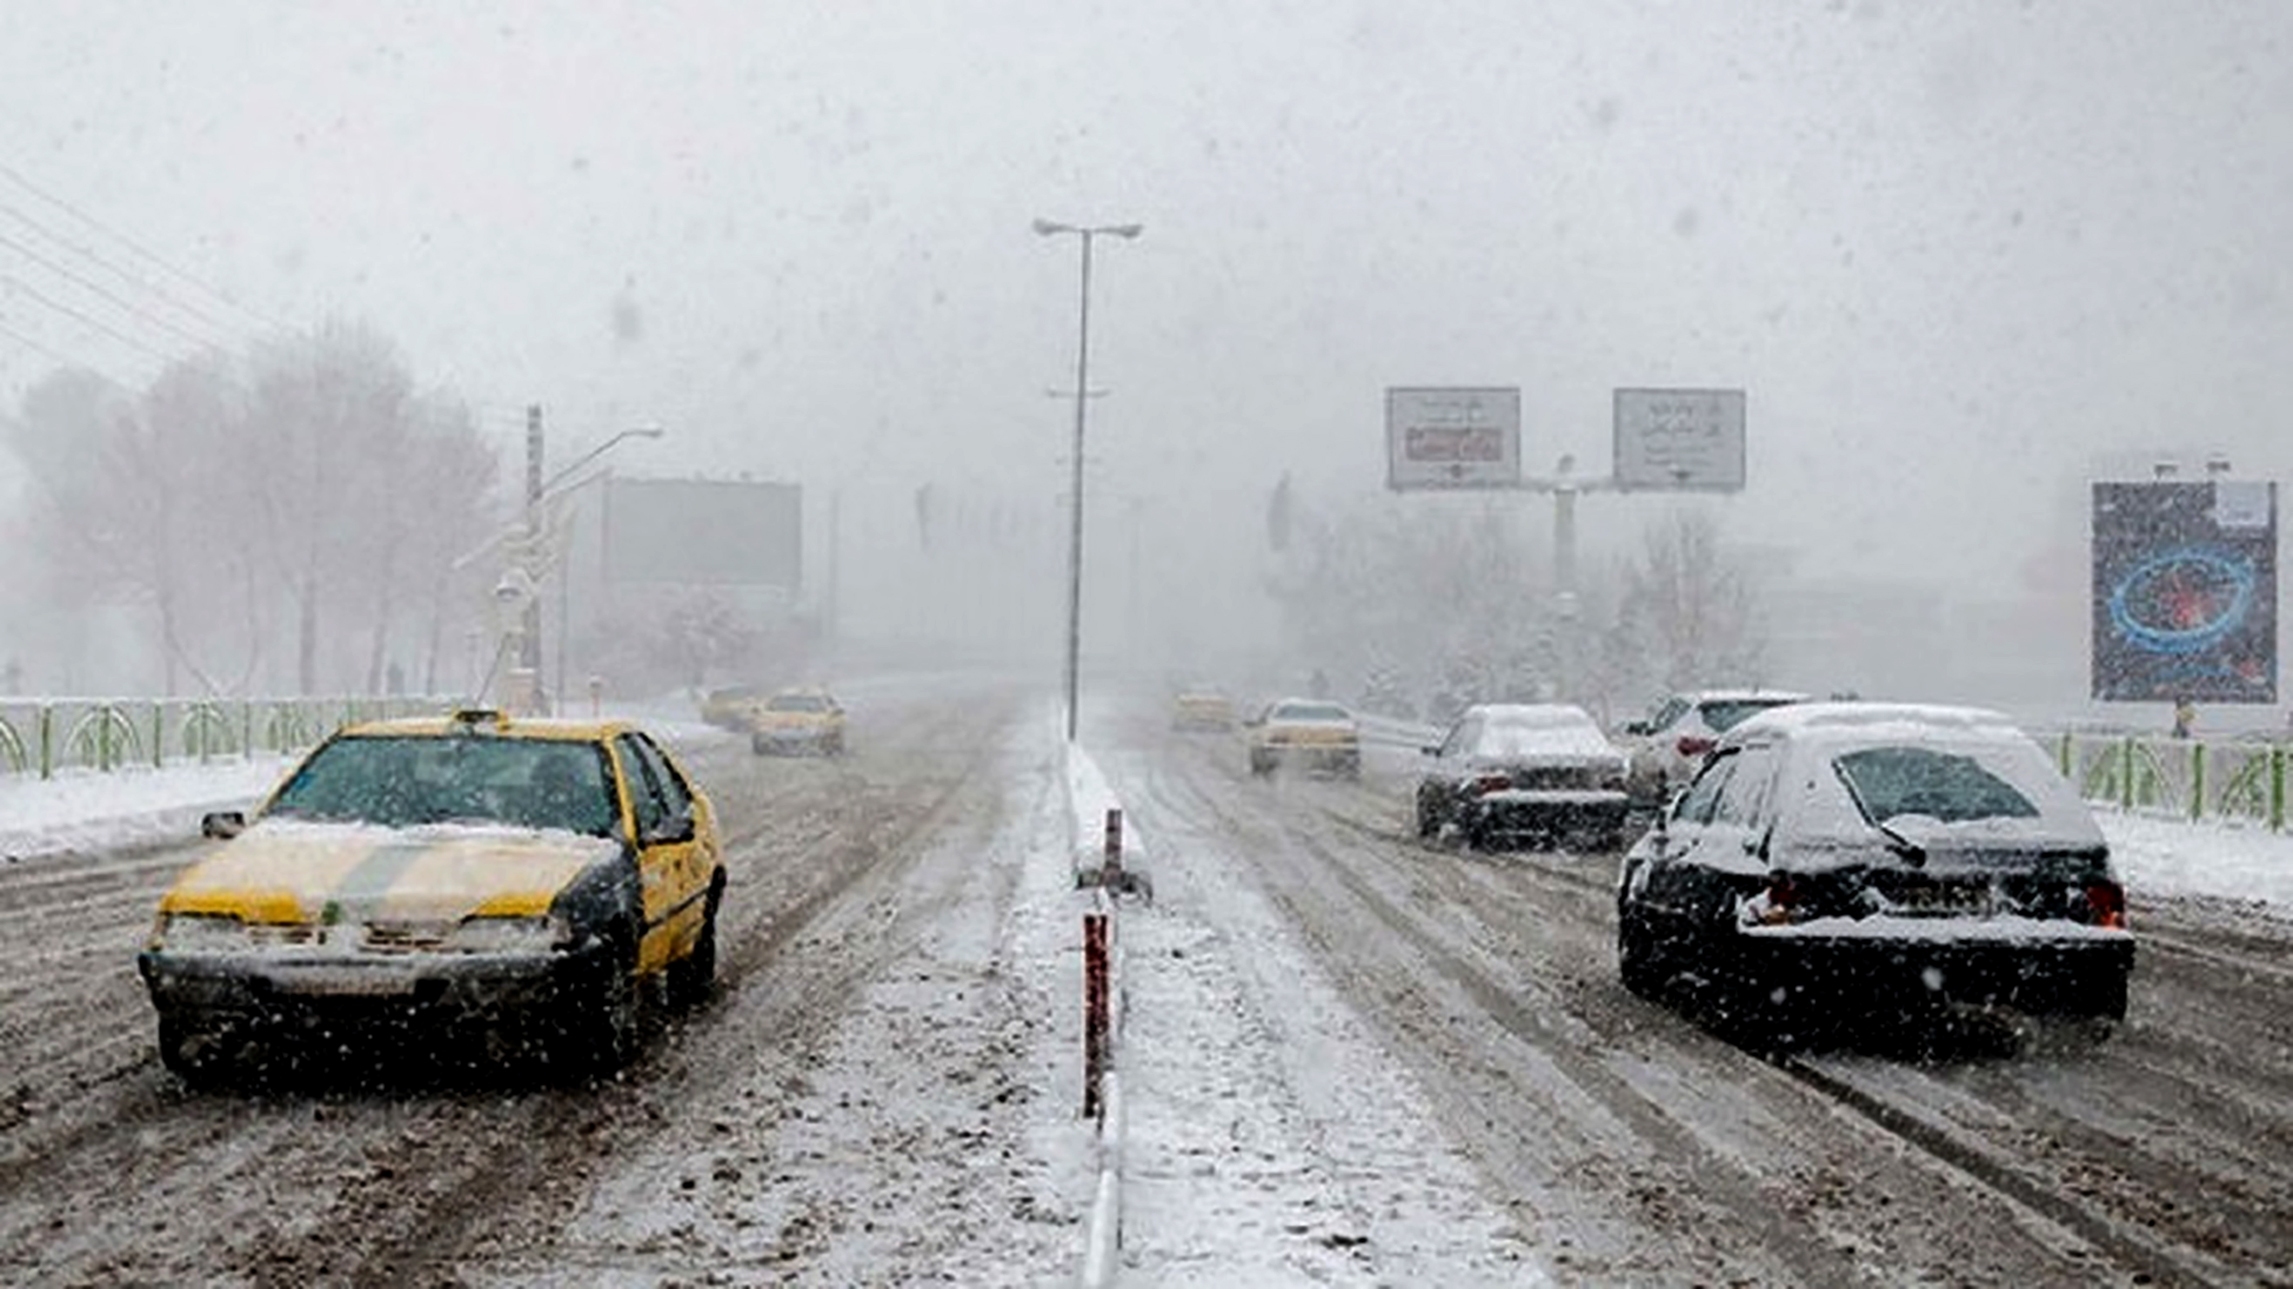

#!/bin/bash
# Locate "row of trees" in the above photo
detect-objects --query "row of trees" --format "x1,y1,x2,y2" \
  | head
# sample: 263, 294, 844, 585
4, 323, 505, 697
1266, 490, 1769, 724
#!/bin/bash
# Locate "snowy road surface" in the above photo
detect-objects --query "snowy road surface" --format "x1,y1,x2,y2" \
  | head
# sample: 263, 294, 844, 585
1, 682, 2290, 1285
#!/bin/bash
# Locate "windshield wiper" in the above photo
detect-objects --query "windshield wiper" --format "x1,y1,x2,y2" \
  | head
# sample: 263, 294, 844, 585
1876, 820, 1927, 868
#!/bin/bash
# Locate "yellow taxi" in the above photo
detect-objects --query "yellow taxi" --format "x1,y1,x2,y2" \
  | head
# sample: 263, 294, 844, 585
1170, 684, 1237, 733
136, 707, 725, 1084
748, 685, 847, 756
697, 684, 761, 731
1245, 698, 1363, 778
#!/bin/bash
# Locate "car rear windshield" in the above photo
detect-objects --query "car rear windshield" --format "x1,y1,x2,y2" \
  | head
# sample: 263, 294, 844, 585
1832, 745, 2041, 826
766, 694, 830, 713
268, 734, 619, 837
1274, 703, 1351, 722
1700, 698, 1797, 732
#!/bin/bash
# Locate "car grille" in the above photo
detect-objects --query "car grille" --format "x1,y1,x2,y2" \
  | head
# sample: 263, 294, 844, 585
361, 923, 452, 953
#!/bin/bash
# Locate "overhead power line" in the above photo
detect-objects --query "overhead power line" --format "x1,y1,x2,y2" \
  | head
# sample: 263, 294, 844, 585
0, 161, 289, 335
0, 228, 232, 352
2, 274, 176, 363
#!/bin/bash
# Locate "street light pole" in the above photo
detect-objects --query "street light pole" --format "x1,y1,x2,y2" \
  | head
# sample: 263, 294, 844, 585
519, 419, 665, 713
1034, 217, 1142, 742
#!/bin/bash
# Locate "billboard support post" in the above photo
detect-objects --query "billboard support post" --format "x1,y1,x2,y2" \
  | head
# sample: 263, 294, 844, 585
1382, 386, 1746, 704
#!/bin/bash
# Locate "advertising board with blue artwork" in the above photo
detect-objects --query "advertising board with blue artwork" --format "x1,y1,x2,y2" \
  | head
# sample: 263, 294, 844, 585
2090, 480, 2277, 704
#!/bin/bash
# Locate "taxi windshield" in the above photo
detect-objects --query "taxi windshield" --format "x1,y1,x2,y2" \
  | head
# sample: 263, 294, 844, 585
267, 734, 619, 837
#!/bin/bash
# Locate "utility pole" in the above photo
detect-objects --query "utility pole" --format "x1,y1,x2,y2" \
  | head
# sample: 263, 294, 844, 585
523, 404, 544, 706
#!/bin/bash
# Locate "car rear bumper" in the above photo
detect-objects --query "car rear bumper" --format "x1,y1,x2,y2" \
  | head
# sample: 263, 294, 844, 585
1256, 743, 1360, 772
1467, 790, 1630, 840
1732, 925, 2135, 1019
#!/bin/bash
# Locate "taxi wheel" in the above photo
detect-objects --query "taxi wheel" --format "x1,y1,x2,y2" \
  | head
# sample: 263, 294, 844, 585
667, 879, 723, 1010
157, 1015, 230, 1088
562, 943, 639, 1077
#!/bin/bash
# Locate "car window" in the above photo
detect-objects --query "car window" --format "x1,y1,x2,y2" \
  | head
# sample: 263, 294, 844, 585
267, 734, 615, 836
1711, 744, 1777, 826
1699, 699, 1796, 734
1673, 752, 1736, 826
1832, 745, 2041, 826
1647, 697, 1690, 732
1443, 716, 1481, 757
615, 733, 671, 837
631, 732, 695, 818
766, 694, 829, 713
1273, 702, 1350, 723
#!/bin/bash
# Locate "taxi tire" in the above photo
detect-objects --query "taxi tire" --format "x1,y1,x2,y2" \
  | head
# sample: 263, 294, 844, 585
667, 877, 724, 1010
157, 1014, 229, 1088
561, 937, 639, 1078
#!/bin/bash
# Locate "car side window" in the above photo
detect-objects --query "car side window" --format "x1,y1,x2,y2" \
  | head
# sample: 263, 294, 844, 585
1443, 717, 1480, 758
1650, 697, 1690, 733
615, 734, 669, 838
1712, 744, 1777, 826
1674, 752, 1736, 826
632, 733, 694, 817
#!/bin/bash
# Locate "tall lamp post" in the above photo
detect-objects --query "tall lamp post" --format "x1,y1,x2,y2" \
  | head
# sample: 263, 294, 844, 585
1033, 217, 1142, 742
521, 418, 665, 711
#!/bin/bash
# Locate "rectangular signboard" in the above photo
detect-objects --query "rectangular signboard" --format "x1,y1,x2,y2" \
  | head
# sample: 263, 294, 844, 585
1613, 388, 1746, 492
2090, 480, 2277, 704
1385, 387, 1521, 490
604, 476, 803, 590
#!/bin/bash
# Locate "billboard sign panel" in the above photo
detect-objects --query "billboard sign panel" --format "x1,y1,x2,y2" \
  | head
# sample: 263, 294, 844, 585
1385, 387, 1521, 490
604, 477, 802, 591
2090, 480, 2276, 703
1612, 388, 1746, 492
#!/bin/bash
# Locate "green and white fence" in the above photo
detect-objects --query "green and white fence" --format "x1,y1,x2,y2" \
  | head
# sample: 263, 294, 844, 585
0, 696, 445, 780
2055, 731, 2290, 832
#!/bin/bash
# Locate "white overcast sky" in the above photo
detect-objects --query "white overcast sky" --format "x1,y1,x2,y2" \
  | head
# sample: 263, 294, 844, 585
3, 0, 2289, 588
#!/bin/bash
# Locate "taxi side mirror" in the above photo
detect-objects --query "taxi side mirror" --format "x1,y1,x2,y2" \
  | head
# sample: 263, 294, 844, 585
642, 807, 697, 847
201, 810, 246, 840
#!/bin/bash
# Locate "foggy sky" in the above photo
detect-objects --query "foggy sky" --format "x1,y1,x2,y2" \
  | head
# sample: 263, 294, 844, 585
5, 1, 2290, 627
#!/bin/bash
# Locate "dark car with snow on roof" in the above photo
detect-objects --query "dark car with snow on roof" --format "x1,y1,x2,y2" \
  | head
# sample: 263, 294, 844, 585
1415, 703, 1632, 852
1615, 702, 2134, 1047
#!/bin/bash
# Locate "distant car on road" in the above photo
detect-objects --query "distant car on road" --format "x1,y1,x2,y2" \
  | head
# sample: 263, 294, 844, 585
1170, 684, 1237, 733
1415, 703, 1632, 852
697, 684, 762, 731
1615, 702, 2134, 1047
1620, 688, 1809, 806
1246, 699, 1361, 778
137, 707, 726, 1085
748, 685, 847, 756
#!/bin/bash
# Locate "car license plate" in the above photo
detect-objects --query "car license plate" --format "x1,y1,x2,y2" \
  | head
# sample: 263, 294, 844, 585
270, 967, 419, 997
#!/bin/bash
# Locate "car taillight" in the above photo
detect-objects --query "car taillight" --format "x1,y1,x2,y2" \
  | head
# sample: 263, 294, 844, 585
1468, 773, 1511, 796
1749, 871, 1800, 926
2085, 880, 2127, 929
1676, 735, 1715, 759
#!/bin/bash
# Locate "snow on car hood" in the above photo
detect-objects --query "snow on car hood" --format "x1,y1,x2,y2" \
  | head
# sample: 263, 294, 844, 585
159, 817, 622, 926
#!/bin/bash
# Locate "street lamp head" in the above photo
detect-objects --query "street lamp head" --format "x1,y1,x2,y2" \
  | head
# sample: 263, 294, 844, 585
1105, 223, 1144, 239
1032, 218, 1072, 237
628, 424, 666, 441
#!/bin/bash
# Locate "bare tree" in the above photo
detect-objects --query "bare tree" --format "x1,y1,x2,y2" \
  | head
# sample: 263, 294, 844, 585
1595, 507, 1770, 704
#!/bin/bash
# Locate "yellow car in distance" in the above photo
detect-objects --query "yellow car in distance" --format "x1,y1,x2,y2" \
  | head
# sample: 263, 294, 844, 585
749, 685, 847, 756
698, 684, 762, 731
136, 707, 726, 1086
1246, 698, 1362, 778
1170, 684, 1237, 733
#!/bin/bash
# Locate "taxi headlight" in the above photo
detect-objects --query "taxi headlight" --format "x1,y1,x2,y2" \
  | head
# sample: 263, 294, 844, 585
446, 915, 568, 954
157, 912, 251, 952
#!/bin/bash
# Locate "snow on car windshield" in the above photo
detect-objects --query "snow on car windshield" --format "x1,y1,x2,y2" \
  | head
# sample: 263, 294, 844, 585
1833, 745, 2042, 826
1476, 710, 1615, 760
766, 694, 831, 713
266, 735, 618, 838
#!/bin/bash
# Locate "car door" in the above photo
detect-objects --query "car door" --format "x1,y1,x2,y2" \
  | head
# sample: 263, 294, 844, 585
614, 732, 708, 974
1631, 750, 1739, 935
1423, 714, 1482, 823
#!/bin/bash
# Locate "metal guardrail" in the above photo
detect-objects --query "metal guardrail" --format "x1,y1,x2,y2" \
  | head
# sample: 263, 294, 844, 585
0, 697, 447, 780
2051, 731, 2288, 832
